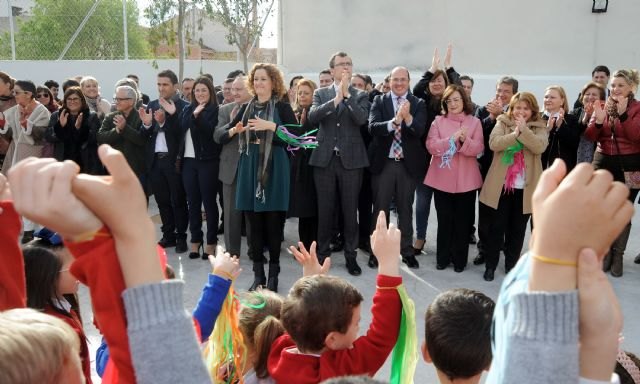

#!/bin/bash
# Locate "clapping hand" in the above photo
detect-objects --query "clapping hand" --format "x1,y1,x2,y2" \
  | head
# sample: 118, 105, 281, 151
290, 241, 331, 277
248, 116, 276, 132
193, 103, 206, 117
138, 107, 152, 126
74, 112, 83, 130
159, 97, 176, 115
59, 109, 70, 127
113, 114, 126, 132
154, 109, 166, 125
593, 101, 606, 124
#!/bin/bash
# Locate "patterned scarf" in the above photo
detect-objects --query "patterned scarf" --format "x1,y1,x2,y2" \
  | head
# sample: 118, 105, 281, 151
502, 140, 524, 193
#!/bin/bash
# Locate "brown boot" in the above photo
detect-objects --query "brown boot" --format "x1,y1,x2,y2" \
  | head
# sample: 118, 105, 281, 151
610, 224, 632, 278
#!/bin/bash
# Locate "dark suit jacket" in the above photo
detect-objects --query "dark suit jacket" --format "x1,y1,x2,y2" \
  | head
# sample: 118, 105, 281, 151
141, 95, 188, 171
368, 92, 428, 180
308, 85, 370, 169
214, 102, 242, 185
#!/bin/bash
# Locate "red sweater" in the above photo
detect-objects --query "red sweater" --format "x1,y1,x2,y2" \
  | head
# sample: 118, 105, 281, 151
0, 202, 25, 310
267, 275, 402, 384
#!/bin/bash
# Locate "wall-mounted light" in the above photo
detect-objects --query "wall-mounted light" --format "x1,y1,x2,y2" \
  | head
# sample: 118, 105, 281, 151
592, 0, 608, 13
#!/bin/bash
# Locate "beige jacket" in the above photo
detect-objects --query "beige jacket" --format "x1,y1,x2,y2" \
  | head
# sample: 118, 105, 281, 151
479, 115, 548, 214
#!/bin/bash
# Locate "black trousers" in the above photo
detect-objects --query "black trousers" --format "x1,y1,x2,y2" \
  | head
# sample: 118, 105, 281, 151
298, 216, 318, 251
484, 189, 530, 271
433, 189, 476, 268
358, 168, 373, 248
247, 211, 285, 264
182, 158, 219, 245
314, 156, 363, 261
150, 154, 188, 240
371, 160, 417, 258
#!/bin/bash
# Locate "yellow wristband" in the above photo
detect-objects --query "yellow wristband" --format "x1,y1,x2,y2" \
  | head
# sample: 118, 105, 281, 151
532, 254, 577, 267
213, 269, 235, 281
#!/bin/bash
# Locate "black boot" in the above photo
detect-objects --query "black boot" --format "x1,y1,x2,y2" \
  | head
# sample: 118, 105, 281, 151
610, 224, 631, 278
249, 262, 266, 291
267, 262, 280, 292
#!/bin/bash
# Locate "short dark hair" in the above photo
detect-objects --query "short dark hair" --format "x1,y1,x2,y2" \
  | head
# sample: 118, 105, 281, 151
442, 84, 474, 115
44, 80, 59, 89
226, 69, 245, 79
329, 52, 349, 68
459, 75, 474, 86
289, 75, 303, 89
319, 69, 331, 76
351, 73, 367, 84
362, 74, 373, 87
223, 78, 235, 85
15, 80, 36, 97
157, 69, 178, 85
127, 74, 140, 82
592, 65, 610, 77
201, 73, 214, 83
63, 86, 89, 112
182, 77, 194, 84
281, 275, 363, 352
497, 76, 519, 93
425, 288, 495, 380
62, 78, 80, 92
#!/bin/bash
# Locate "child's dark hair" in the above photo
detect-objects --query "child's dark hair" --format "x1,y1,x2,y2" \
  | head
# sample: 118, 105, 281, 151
281, 275, 363, 353
425, 288, 495, 380
22, 246, 66, 314
238, 289, 284, 378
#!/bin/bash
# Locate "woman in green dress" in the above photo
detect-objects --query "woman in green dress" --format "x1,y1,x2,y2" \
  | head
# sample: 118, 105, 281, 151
229, 63, 297, 292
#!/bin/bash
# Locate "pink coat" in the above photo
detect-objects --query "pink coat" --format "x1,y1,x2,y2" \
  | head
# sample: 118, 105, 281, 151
424, 113, 484, 193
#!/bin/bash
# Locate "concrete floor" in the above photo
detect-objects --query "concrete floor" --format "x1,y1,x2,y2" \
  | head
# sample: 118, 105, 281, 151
80, 197, 640, 383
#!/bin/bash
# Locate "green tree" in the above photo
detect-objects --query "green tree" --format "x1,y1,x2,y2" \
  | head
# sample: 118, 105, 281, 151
0, 0, 150, 60
205, 0, 274, 73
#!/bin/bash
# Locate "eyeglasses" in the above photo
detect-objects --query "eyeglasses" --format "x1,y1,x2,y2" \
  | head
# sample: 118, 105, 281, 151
445, 98, 462, 104
66, 97, 82, 102
334, 62, 353, 68
37, 94, 50, 98
113, 97, 133, 102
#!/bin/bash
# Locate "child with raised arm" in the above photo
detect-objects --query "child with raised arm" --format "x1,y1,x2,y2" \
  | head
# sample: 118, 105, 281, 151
266, 211, 403, 383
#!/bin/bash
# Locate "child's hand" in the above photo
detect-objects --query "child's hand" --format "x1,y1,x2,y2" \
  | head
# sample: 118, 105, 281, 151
370, 211, 401, 277
8, 158, 102, 240
209, 246, 241, 280
577, 248, 622, 381
290, 241, 331, 276
531, 159, 634, 264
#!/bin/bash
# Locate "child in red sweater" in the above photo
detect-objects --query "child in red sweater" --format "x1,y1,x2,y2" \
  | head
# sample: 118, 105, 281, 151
266, 212, 403, 384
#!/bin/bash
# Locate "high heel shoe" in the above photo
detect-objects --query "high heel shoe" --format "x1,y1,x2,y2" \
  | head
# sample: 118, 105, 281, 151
202, 244, 217, 260
188, 243, 203, 259
413, 239, 425, 256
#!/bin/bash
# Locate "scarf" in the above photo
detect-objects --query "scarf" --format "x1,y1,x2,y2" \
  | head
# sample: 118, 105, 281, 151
389, 285, 418, 384
439, 113, 467, 168
502, 140, 524, 193
238, 97, 278, 203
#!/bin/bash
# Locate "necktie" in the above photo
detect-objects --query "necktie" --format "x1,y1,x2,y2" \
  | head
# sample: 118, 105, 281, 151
391, 97, 404, 159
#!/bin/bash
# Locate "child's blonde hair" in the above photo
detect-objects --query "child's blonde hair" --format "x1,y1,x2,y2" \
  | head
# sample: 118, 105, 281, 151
0, 308, 81, 384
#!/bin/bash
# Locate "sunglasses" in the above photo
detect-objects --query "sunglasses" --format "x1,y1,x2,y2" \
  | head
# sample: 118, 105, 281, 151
37, 93, 50, 98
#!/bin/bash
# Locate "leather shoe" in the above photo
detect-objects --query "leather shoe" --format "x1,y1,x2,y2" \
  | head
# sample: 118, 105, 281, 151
402, 255, 419, 269
634, 253, 640, 264
367, 254, 378, 268
473, 254, 485, 265
436, 263, 447, 270
175, 238, 188, 253
483, 269, 495, 281
454, 266, 464, 273
158, 237, 177, 248
346, 258, 362, 276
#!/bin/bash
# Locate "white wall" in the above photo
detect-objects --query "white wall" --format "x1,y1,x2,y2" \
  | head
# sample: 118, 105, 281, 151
0, 59, 248, 98
280, 0, 639, 104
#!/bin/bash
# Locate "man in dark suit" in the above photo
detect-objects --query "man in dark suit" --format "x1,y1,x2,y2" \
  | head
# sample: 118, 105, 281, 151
213, 76, 252, 257
139, 69, 189, 253
368, 66, 427, 269
309, 51, 371, 275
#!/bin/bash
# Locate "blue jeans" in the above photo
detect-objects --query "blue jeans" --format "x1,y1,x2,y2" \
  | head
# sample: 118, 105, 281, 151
414, 183, 433, 241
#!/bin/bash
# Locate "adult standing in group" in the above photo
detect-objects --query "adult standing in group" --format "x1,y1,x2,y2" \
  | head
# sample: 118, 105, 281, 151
585, 69, 640, 277
473, 76, 518, 266
541, 85, 580, 171
177, 76, 222, 260
425, 84, 484, 272
411, 45, 461, 255
0, 79, 51, 242
46, 86, 101, 174
139, 69, 189, 254
572, 82, 606, 164
80, 76, 111, 120
97, 85, 146, 185
318, 69, 333, 88
214, 75, 253, 258
181, 78, 195, 103
36, 86, 58, 113
230, 63, 297, 292
0, 72, 16, 170
368, 66, 427, 269
308, 51, 371, 276
574, 65, 610, 109
288, 78, 319, 250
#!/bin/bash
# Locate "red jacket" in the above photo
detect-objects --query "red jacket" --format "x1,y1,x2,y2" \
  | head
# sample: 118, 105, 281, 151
267, 275, 402, 384
0, 202, 25, 310
585, 99, 640, 155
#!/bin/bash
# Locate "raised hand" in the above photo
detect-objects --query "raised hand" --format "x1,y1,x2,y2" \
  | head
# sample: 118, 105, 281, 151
59, 109, 69, 127
593, 100, 606, 124
443, 44, 453, 69
429, 47, 440, 73
154, 108, 166, 125
113, 114, 126, 132
159, 97, 176, 115
74, 112, 83, 130
370, 210, 401, 277
341, 71, 350, 96
290, 241, 331, 277
486, 99, 503, 118
138, 107, 152, 126
209, 247, 241, 280
193, 103, 206, 117
8, 158, 102, 240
